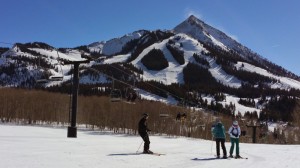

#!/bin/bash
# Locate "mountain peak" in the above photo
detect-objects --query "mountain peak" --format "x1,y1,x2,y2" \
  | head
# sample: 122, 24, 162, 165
185, 15, 205, 26
187, 14, 197, 20
187, 15, 201, 22
174, 15, 261, 61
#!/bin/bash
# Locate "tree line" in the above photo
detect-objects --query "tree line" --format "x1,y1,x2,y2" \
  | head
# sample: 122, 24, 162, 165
0, 88, 213, 139
1, 88, 299, 144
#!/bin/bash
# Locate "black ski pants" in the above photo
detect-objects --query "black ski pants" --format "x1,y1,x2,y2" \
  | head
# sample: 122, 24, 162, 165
139, 132, 150, 151
215, 138, 227, 156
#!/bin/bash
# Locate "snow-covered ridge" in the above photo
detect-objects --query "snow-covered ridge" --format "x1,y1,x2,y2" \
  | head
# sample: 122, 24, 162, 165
235, 62, 300, 90
88, 30, 147, 55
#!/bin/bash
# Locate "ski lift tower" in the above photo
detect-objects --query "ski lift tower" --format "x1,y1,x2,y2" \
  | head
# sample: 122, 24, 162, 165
63, 59, 90, 138
246, 123, 263, 143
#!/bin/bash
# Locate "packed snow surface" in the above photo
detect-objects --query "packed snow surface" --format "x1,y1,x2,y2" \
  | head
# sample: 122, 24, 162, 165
1, 124, 299, 168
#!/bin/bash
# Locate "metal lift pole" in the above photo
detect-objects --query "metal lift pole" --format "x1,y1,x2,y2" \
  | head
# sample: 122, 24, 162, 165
67, 62, 79, 137
64, 60, 90, 138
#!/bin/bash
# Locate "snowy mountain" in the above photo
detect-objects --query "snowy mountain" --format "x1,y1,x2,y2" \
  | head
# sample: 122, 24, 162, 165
174, 15, 299, 81
174, 15, 256, 59
1, 15, 300, 120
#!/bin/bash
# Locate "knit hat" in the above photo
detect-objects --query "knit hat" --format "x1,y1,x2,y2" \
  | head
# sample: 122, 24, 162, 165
215, 118, 221, 123
233, 121, 238, 125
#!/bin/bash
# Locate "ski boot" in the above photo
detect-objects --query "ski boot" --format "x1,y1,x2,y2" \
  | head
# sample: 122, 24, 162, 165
235, 155, 242, 159
143, 150, 153, 154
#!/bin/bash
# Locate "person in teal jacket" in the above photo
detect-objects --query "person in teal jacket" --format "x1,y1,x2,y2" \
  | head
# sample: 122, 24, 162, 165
212, 119, 227, 158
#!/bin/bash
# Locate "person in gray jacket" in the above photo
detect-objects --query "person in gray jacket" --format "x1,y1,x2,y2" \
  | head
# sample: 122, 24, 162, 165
228, 120, 241, 158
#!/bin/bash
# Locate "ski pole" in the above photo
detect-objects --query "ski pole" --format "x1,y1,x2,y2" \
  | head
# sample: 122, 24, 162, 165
211, 135, 214, 155
136, 140, 143, 153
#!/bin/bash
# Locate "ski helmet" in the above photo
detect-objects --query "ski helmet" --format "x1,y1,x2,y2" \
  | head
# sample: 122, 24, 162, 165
233, 121, 238, 125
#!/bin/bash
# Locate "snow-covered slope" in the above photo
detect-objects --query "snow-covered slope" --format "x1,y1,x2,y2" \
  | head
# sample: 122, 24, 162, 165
0, 44, 88, 86
131, 34, 202, 85
235, 62, 300, 90
130, 33, 240, 86
1, 124, 299, 168
88, 30, 147, 55
207, 58, 242, 88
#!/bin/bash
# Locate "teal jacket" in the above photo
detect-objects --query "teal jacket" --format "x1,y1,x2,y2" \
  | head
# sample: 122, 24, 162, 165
212, 123, 226, 139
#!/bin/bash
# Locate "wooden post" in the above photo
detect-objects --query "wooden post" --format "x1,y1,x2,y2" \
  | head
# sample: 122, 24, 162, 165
246, 124, 263, 143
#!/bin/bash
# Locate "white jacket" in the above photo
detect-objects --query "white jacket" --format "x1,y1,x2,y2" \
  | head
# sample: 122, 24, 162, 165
228, 125, 241, 138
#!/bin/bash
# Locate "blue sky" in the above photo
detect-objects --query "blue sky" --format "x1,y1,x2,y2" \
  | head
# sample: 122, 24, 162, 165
1, 0, 300, 75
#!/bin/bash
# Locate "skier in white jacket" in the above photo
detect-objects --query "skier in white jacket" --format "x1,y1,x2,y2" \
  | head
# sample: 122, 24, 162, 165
228, 120, 241, 158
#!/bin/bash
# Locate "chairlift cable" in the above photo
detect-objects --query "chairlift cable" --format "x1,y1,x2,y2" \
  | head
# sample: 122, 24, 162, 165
55, 49, 64, 78
107, 63, 188, 104
105, 63, 192, 105
85, 67, 132, 87
106, 64, 198, 111
0, 42, 14, 46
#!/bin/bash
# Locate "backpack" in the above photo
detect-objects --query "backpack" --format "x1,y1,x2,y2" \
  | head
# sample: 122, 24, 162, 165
230, 127, 238, 137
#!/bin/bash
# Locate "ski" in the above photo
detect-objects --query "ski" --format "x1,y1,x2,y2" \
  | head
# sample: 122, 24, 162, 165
214, 155, 230, 160
213, 155, 248, 160
142, 152, 165, 156
235, 156, 248, 159
152, 153, 165, 156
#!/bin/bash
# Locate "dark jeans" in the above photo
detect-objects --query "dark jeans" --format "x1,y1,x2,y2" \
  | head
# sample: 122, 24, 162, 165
215, 138, 227, 156
139, 132, 150, 151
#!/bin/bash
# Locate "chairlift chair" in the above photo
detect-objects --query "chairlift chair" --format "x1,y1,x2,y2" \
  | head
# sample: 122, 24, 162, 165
159, 113, 170, 118
35, 49, 64, 84
35, 78, 48, 84
125, 87, 138, 102
35, 75, 63, 84
35, 69, 51, 84
49, 75, 64, 81
176, 112, 187, 121
159, 105, 170, 118
110, 89, 122, 102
